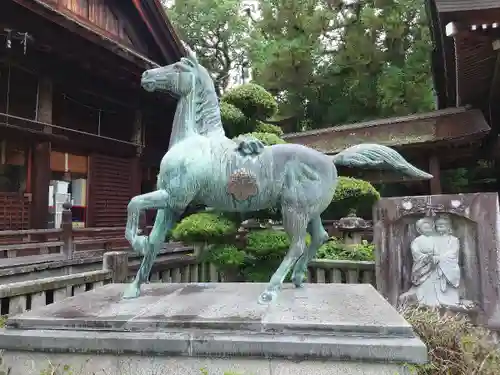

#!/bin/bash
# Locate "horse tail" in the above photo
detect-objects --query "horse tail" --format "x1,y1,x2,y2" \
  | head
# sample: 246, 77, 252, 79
331, 143, 433, 180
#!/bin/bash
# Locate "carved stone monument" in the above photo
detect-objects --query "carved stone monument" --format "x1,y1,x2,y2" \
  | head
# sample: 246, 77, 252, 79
373, 193, 500, 328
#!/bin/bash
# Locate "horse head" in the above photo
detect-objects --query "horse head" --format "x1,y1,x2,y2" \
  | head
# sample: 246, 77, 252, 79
141, 49, 198, 97
141, 42, 225, 145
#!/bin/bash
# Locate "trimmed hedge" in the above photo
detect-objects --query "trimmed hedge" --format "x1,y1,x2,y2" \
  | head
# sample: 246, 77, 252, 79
316, 238, 374, 261
171, 212, 238, 244
255, 121, 284, 136
221, 83, 278, 120
219, 101, 249, 137
323, 176, 380, 219
240, 131, 286, 146
246, 229, 290, 259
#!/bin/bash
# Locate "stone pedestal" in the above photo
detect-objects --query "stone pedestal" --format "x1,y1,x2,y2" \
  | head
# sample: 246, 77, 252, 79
0, 283, 427, 374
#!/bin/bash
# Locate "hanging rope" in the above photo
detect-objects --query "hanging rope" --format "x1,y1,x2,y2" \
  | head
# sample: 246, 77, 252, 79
61, 93, 118, 114
1, 28, 33, 55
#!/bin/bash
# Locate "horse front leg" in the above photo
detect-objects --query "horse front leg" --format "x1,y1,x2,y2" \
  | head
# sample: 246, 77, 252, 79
125, 190, 169, 255
123, 208, 177, 299
258, 209, 308, 304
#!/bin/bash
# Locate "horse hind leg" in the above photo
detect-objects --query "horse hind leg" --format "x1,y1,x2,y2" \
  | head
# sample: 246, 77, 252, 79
291, 216, 329, 288
123, 208, 177, 299
258, 209, 308, 304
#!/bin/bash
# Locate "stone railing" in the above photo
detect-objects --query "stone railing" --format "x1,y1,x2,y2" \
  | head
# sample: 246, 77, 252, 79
0, 251, 376, 316
1, 269, 112, 316
307, 259, 376, 285
0, 241, 193, 284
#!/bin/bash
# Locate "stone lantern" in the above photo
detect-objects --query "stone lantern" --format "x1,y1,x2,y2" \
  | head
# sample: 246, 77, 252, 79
337, 209, 368, 246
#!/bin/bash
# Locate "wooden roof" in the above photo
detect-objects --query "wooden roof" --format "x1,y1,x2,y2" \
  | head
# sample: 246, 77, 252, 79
434, 0, 500, 12
426, 0, 500, 109
282, 107, 490, 154
10, 0, 185, 67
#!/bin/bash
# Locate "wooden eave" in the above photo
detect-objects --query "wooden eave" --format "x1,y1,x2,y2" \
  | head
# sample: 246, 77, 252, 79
282, 107, 490, 155
10, 0, 184, 68
434, 0, 500, 13
131, 0, 185, 64
426, 0, 500, 109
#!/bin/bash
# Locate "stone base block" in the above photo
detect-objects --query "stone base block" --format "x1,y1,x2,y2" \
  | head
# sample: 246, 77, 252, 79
0, 283, 427, 374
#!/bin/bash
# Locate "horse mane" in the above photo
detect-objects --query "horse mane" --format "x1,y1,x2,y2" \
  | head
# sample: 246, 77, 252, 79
192, 62, 226, 138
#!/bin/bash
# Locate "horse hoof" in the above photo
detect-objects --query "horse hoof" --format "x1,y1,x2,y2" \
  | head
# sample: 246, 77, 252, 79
122, 283, 141, 299
291, 275, 305, 288
292, 280, 304, 288
258, 290, 276, 305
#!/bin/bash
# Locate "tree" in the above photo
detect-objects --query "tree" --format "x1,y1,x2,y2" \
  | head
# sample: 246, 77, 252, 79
249, 0, 435, 130
247, 0, 336, 129
165, 0, 250, 95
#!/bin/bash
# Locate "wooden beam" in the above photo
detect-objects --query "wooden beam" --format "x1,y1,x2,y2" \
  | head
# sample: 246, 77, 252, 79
9, 0, 160, 69
2, 52, 140, 109
0, 11, 142, 82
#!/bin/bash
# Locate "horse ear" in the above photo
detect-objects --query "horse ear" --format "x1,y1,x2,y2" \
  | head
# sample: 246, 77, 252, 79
181, 41, 198, 65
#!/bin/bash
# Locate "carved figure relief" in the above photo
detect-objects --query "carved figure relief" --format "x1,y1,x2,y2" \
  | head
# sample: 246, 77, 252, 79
406, 214, 461, 307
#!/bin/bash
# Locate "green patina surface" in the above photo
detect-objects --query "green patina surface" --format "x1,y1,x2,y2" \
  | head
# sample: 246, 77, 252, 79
123, 44, 432, 305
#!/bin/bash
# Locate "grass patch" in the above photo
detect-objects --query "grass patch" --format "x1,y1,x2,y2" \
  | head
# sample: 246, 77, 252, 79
402, 305, 500, 374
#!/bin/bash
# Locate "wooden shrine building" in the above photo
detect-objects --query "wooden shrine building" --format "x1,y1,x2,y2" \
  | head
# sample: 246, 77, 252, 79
284, 0, 500, 197
0, 0, 184, 230
283, 107, 490, 195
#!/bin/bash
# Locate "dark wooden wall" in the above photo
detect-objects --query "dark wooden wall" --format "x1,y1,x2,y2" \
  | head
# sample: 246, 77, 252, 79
0, 63, 39, 229
41, 0, 134, 46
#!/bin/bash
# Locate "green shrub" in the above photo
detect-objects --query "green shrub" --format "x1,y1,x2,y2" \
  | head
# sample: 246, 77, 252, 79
204, 244, 246, 268
0, 316, 5, 328
246, 230, 290, 259
240, 132, 286, 146
222, 83, 278, 120
220, 101, 249, 137
402, 306, 500, 374
171, 212, 238, 244
255, 121, 284, 136
323, 177, 380, 219
316, 239, 374, 261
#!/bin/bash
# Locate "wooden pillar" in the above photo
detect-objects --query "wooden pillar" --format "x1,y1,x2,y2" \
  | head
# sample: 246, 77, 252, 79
428, 154, 442, 195
30, 77, 52, 228
131, 109, 145, 226
131, 109, 143, 197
